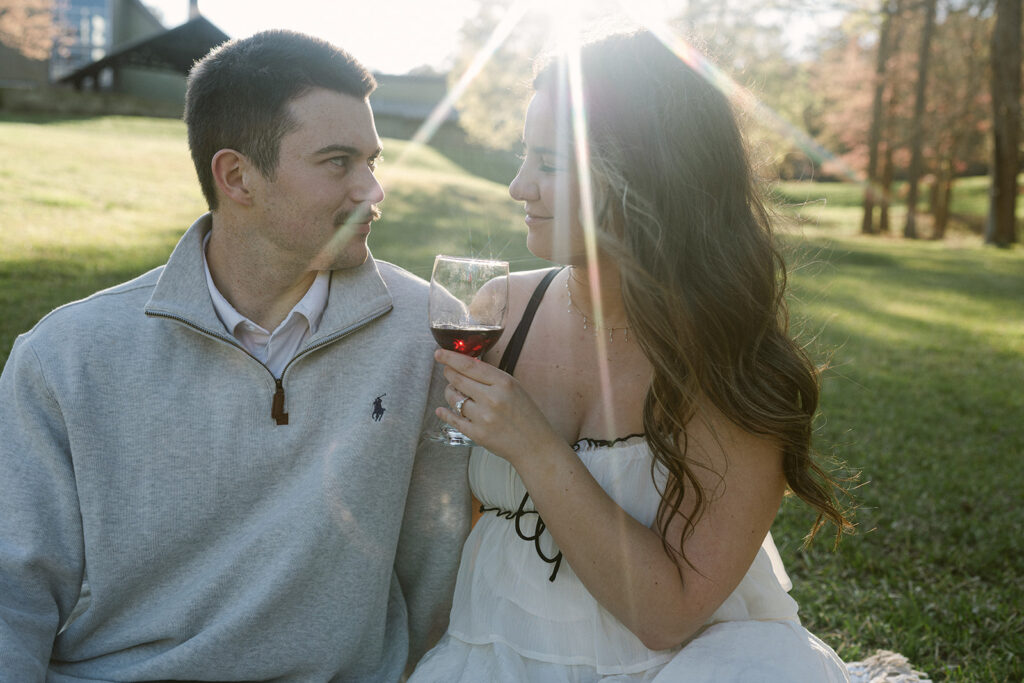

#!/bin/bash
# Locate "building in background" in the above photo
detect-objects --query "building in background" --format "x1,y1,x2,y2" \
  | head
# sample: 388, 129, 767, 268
0, 0, 225, 113
54, 0, 227, 106
51, 0, 149, 82
371, 72, 459, 142
0, 1, 468, 146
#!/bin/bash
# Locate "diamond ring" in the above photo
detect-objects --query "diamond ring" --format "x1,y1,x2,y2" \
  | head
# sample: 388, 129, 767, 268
455, 397, 468, 418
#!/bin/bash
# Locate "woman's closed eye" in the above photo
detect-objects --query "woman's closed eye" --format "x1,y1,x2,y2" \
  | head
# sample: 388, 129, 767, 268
539, 157, 562, 173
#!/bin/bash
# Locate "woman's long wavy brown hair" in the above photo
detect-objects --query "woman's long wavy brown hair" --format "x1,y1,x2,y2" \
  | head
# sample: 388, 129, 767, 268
534, 30, 852, 568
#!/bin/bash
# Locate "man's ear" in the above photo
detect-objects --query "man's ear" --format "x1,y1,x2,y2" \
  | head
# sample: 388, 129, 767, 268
211, 149, 255, 207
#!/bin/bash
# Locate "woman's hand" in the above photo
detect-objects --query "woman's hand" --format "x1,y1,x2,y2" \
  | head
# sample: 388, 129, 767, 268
434, 349, 565, 466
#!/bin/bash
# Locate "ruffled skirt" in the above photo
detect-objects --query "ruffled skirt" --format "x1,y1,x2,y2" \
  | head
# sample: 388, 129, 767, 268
411, 618, 850, 682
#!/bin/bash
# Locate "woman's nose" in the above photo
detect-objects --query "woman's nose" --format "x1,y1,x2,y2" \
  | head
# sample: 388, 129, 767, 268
509, 167, 536, 201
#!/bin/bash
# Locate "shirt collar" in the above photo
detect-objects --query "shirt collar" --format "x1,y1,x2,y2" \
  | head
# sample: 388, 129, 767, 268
201, 231, 330, 337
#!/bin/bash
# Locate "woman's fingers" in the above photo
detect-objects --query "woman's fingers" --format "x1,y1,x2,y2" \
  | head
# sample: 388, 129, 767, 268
444, 384, 472, 416
442, 366, 487, 403
433, 348, 543, 457
434, 349, 500, 383
436, 390, 477, 439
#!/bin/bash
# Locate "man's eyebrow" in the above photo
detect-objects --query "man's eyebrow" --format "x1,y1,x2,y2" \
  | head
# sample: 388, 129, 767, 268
314, 144, 383, 158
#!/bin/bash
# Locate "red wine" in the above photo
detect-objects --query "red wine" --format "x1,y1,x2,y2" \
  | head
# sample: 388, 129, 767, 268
431, 324, 503, 357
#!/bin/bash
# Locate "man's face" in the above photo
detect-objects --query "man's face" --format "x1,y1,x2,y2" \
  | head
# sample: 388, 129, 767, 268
248, 88, 385, 272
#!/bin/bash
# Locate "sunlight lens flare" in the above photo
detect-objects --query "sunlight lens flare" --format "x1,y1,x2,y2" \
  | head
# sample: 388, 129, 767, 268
549, 5, 619, 436
392, 0, 532, 166
316, 202, 381, 262
629, 10, 864, 184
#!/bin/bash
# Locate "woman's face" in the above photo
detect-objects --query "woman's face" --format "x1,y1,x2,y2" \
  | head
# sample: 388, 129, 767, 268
509, 91, 585, 264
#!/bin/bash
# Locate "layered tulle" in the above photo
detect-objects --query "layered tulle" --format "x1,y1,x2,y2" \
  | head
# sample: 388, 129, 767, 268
409, 439, 849, 682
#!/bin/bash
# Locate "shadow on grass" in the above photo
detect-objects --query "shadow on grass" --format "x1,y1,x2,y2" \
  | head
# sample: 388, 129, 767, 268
770, 182, 872, 208
787, 237, 1024, 310
0, 112, 107, 125
772, 237, 1024, 679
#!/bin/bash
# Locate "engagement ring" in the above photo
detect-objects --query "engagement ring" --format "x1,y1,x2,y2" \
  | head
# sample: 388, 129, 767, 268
455, 397, 468, 418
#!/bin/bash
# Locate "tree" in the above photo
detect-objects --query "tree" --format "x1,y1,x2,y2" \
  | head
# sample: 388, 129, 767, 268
813, 13, 883, 179
878, 3, 913, 234
0, 0, 56, 61
862, 0, 901, 234
813, 0, 998, 239
448, 3, 543, 150
449, 0, 635, 150
677, 0, 829, 178
450, 0, 842, 165
926, 0, 993, 238
987, 0, 1021, 246
904, 0, 938, 239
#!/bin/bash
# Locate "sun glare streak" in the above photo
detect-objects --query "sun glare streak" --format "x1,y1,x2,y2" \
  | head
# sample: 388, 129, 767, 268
625, 8, 864, 184
555, 7, 619, 439
392, 0, 532, 167
554, 62, 574, 266
553, 2, 639, 618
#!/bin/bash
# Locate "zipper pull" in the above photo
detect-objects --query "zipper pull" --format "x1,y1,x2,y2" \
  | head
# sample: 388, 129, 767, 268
272, 378, 289, 425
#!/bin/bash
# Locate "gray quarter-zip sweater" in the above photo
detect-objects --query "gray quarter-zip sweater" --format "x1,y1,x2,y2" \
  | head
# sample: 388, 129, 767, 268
0, 215, 470, 682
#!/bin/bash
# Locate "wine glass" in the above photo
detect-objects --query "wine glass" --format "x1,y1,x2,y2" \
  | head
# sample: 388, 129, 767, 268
429, 255, 509, 446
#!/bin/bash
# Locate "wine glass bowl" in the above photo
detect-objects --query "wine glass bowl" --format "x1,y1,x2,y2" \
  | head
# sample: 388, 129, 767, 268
429, 255, 509, 445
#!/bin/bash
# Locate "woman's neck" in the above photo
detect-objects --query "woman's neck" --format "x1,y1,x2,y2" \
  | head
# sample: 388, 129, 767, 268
565, 262, 629, 330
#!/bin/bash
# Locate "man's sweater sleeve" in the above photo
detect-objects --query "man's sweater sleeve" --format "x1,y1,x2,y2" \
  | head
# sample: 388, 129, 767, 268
0, 334, 85, 680
393, 363, 471, 671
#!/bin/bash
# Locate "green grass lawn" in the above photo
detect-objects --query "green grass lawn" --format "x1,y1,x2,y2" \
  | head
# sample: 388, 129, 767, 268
2, 114, 1022, 680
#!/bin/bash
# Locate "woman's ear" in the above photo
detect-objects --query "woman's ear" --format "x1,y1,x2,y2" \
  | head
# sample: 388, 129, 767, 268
211, 149, 254, 207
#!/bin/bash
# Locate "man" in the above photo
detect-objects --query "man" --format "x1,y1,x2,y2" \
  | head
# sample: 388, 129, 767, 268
0, 30, 469, 681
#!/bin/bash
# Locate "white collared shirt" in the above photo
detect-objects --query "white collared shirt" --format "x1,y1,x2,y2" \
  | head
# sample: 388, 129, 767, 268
202, 233, 329, 378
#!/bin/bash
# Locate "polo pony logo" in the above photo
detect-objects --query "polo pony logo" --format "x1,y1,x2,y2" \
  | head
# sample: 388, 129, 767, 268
372, 394, 386, 422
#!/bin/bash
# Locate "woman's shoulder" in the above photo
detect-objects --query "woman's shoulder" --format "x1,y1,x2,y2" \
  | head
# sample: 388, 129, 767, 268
506, 267, 561, 310
509, 266, 561, 289
483, 267, 562, 365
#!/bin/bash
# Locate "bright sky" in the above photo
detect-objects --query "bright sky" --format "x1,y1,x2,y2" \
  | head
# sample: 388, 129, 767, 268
144, 0, 484, 75
143, 0, 841, 75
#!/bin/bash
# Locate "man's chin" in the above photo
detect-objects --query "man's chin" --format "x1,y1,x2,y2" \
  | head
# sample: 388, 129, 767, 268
314, 241, 370, 272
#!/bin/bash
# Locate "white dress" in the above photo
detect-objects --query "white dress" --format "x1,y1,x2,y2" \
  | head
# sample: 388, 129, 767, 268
410, 437, 850, 682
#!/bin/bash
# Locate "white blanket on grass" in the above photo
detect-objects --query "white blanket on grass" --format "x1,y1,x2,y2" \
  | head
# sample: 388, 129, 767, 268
847, 650, 933, 683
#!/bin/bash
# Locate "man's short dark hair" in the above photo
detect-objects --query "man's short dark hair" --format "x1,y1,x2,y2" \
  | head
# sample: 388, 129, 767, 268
184, 30, 376, 210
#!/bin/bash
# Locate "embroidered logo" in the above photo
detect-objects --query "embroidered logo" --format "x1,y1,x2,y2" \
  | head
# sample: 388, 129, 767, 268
371, 394, 386, 422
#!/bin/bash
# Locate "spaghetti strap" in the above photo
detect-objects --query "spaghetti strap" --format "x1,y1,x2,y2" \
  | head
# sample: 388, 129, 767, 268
498, 268, 564, 375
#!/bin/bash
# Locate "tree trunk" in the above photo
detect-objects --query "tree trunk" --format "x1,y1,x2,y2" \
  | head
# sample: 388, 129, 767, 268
880, 143, 894, 233
931, 161, 953, 239
904, 0, 938, 239
987, 0, 1022, 247
862, 0, 898, 235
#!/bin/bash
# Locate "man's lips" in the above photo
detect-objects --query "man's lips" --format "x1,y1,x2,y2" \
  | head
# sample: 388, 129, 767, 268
335, 206, 381, 234
524, 213, 553, 225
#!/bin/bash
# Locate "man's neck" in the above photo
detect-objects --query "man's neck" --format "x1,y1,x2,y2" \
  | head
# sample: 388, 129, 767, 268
206, 221, 319, 332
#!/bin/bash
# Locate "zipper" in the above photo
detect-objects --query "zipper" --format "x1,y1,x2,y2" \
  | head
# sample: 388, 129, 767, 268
271, 378, 288, 425
146, 305, 391, 425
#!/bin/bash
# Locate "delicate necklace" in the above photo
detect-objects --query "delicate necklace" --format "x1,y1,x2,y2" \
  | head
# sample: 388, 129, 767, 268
564, 270, 631, 343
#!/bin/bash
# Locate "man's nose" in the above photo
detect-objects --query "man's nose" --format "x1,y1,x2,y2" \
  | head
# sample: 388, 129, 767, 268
353, 168, 385, 205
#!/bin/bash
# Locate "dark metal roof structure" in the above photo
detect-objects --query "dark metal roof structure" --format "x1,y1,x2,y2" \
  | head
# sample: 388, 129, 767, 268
58, 16, 229, 87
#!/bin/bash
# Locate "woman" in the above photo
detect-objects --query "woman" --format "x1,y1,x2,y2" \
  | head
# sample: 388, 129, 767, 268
411, 30, 851, 682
